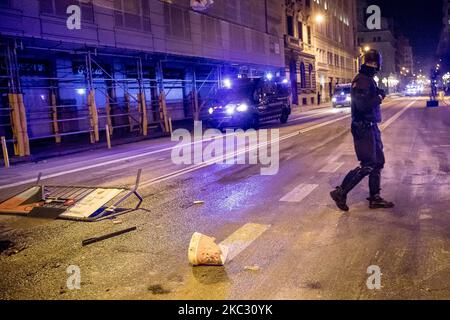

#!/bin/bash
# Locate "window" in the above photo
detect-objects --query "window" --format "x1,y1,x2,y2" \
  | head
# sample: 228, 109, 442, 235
297, 22, 303, 41
269, 37, 280, 55
308, 64, 313, 89
307, 26, 312, 45
39, 0, 94, 22
300, 62, 306, 88
114, 0, 151, 31
287, 15, 294, 36
164, 3, 191, 39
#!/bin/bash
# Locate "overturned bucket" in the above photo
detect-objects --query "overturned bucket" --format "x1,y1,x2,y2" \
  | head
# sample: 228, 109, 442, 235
188, 232, 228, 266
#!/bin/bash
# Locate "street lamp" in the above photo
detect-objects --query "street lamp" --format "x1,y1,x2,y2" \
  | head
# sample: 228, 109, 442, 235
364, 46, 371, 52
315, 14, 324, 23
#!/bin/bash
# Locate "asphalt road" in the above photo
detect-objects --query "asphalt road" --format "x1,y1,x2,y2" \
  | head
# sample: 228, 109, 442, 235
1, 96, 449, 300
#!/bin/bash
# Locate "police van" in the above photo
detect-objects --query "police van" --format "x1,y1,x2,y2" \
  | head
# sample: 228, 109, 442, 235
331, 83, 352, 108
201, 77, 291, 130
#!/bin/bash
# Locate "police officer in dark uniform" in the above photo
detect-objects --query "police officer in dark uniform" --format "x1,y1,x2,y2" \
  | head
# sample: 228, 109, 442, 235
330, 49, 394, 212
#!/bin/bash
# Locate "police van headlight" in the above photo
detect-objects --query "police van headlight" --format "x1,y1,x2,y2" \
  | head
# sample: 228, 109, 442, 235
345, 96, 352, 102
332, 97, 337, 103
225, 105, 235, 115
236, 103, 248, 112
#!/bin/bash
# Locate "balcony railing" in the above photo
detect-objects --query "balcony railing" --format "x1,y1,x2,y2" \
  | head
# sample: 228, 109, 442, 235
284, 35, 303, 51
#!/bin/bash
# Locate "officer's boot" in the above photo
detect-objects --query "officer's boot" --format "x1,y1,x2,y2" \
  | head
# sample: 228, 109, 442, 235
367, 170, 394, 209
330, 167, 370, 212
367, 194, 395, 209
330, 186, 349, 212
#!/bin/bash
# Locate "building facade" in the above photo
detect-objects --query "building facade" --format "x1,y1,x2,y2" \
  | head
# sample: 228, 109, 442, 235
396, 35, 414, 76
284, 0, 317, 106
0, 0, 285, 155
356, 1, 399, 93
438, 0, 450, 68
311, 0, 359, 103
284, 0, 358, 106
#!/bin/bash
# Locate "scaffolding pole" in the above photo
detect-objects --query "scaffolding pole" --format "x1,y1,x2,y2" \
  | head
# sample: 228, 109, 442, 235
156, 61, 169, 133
51, 90, 61, 143
193, 68, 199, 122
137, 57, 148, 136
6, 42, 29, 156
86, 51, 99, 143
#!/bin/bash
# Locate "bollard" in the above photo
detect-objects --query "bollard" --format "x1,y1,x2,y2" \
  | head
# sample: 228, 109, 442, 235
1, 136, 10, 168
105, 125, 111, 149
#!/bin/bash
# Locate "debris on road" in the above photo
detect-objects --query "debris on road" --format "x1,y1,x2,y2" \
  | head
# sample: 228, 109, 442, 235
0, 240, 27, 256
244, 265, 261, 272
112, 220, 123, 225
0, 239, 13, 253
188, 232, 228, 266
193, 200, 205, 205
82, 227, 137, 246
0, 170, 143, 222
148, 284, 171, 295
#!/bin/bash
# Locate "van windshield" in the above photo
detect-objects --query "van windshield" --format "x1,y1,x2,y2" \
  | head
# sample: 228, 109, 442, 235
334, 88, 351, 95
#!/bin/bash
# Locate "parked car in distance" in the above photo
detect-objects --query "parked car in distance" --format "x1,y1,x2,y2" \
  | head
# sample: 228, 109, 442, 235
332, 83, 352, 108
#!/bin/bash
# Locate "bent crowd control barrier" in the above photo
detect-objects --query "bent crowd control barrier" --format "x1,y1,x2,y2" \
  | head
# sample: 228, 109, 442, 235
0, 170, 143, 222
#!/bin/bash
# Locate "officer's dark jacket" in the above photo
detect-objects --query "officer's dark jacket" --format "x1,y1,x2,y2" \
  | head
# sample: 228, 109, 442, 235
351, 65, 382, 123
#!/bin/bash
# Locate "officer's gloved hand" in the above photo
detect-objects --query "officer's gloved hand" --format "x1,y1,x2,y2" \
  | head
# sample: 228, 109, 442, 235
378, 88, 386, 100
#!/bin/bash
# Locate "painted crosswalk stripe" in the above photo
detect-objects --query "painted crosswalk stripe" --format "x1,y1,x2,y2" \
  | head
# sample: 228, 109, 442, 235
279, 183, 319, 202
219, 223, 270, 262
319, 162, 344, 173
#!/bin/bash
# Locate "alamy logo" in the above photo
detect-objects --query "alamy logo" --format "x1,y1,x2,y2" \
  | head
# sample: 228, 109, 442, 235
171, 121, 280, 176
66, 5, 81, 30
366, 265, 382, 290
366, 5, 381, 30
66, 265, 81, 290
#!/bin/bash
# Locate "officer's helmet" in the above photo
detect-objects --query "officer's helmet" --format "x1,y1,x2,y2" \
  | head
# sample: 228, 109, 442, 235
362, 49, 382, 72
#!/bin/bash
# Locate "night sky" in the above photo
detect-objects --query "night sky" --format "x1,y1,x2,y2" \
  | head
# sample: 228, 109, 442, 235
367, 0, 443, 71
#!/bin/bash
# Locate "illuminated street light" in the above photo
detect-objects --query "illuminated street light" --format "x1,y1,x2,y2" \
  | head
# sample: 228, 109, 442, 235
223, 78, 232, 89
315, 14, 324, 23
364, 46, 370, 52
76, 88, 86, 95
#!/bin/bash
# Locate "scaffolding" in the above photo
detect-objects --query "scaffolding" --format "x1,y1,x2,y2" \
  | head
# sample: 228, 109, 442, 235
0, 39, 223, 158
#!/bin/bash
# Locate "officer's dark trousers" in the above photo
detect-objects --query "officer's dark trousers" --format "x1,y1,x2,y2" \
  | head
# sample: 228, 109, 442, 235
339, 122, 385, 197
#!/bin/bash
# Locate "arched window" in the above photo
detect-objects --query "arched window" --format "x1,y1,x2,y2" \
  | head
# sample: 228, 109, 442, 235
308, 64, 314, 89
300, 62, 306, 89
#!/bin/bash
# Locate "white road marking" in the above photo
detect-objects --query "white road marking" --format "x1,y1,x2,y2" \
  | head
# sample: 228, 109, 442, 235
326, 152, 343, 163
219, 223, 270, 262
279, 183, 319, 202
380, 100, 416, 131
319, 162, 344, 173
